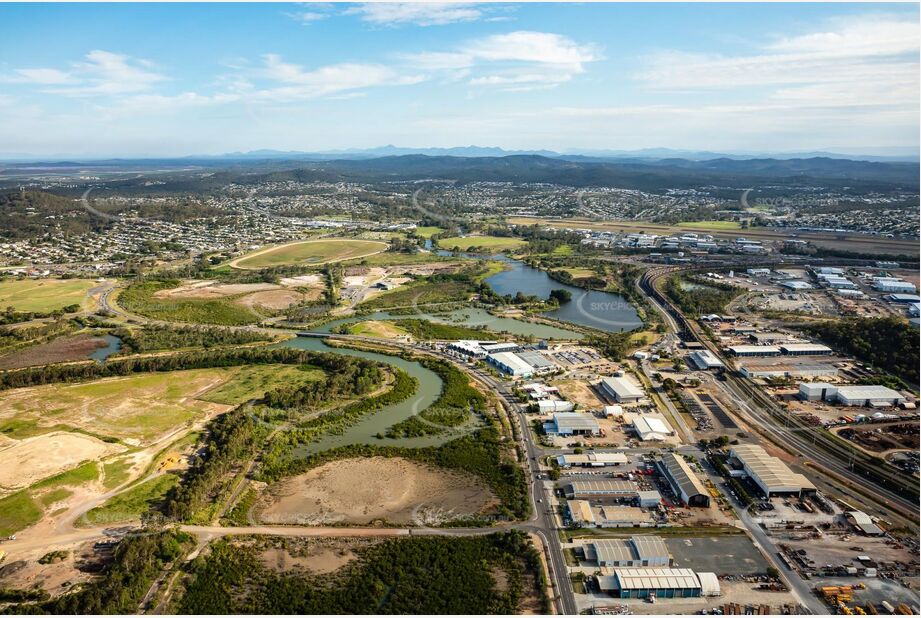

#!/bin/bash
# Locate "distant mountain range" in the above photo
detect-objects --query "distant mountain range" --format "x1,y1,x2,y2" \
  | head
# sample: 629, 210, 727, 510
1, 144, 918, 163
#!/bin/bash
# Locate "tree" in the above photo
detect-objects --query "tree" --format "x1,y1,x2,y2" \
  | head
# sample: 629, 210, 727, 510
549, 288, 572, 303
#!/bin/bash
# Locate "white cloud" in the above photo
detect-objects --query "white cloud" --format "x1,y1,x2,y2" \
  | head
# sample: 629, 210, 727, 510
254, 54, 425, 100
286, 10, 329, 24
10, 50, 166, 96
346, 3, 484, 27
402, 30, 601, 91
636, 14, 919, 109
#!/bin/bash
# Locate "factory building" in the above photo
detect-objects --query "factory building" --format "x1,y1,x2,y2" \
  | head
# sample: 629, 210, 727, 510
567, 502, 655, 528
726, 345, 781, 357
536, 400, 575, 414
778, 343, 833, 356
740, 364, 837, 380
584, 537, 670, 568
798, 383, 906, 407
688, 349, 725, 370
875, 280, 917, 294
544, 412, 600, 436
487, 350, 555, 377
565, 479, 637, 500
448, 340, 517, 359
597, 568, 720, 599
749, 332, 791, 344
730, 444, 815, 497
627, 413, 674, 441
779, 280, 813, 290
557, 452, 628, 468
599, 375, 645, 403
657, 453, 710, 507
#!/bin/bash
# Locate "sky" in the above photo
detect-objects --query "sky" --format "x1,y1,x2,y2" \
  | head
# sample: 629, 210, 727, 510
0, 2, 918, 157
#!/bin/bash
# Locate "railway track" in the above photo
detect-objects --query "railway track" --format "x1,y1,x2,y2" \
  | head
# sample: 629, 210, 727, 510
640, 267, 920, 524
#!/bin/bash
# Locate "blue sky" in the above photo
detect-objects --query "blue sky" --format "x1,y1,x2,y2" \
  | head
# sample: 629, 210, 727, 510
1, 2, 918, 157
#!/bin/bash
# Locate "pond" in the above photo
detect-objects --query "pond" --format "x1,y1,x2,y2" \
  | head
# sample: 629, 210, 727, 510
89, 334, 122, 362
314, 308, 583, 340
479, 255, 643, 333
281, 336, 479, 455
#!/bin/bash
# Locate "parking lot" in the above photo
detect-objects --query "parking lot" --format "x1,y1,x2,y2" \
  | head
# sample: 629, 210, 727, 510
666, 536, 770, 576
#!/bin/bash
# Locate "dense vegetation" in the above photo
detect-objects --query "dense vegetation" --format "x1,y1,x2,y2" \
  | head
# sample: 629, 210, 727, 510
662, 274, 741, 317
178, 532, 546, 614
386, 357, 485, 438
0, 191, 103, 242
804, 316, 919, 384
391, 318, 495, 340
114, 324, 273, 354
2, 529, 194, 614
118, 279, 259, 325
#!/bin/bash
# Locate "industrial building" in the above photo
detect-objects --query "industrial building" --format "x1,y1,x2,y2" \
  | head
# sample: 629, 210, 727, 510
596, 568, 720, 599
740, 363, 838, 380
657, 453, 711, 507
627, 413, 674, 441
557, 452, 628, 468
536, 399, 574, 413
688, 349, 725, 370
875, 280, 917, 294
749, 332, 791, 344
567, 502, 654, 528
487, 350, 555, 377
729, 444, 815, 497
846, 511, 884, 536
779, 280, 813, 290
779, 343, 832, 356
565, 479, 637, 500
725, 345, 781, 357
798, 383, 906, 407
544, 412, 601, 436
584, 537, 670, 568
599, 375, 645, 403
448, 340, 517, 359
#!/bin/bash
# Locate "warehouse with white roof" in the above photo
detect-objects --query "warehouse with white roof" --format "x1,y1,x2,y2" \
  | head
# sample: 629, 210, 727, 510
596, 567, 720, 599
557, 452, 628, 468
544, 412, 600, 436
584, 536, 670, 568
658, 452, 710, 507
627, 413, 674, 441
599, 375, 645, 402
730, 444, 815, 497
798, 383, 906, 407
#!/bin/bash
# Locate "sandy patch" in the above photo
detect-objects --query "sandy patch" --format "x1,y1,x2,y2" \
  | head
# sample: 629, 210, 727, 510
259, 546, 356, 575
259, 457, 497, 526
153, 281, 279, 299
279, 275, 323, 287
0, 432, 120, 489
236, 289, 305, 311
553, 379, 605, 408
0, 541, 98, 594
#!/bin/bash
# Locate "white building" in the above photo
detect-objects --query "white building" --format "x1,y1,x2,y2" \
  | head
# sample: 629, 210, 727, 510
688, 349, 725, 370
730, 444, 815, 496
599, 375, 645, 402
537, 399, 575, 413
584, 537, 670, 568
875, 280, 917, 294
627, 413, 674, 441
557, 452, 629, 468
544, 412, 601, 436
799, 383, 906, 407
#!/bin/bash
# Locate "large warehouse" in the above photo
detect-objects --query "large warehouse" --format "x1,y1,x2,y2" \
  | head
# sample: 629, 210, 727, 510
740, 363, 838, 380
657, 453, 710, 507
730, 444, 815, 497
798, 383, 906, 407
596, 568, 720, 599
627, 413, 674, 441
725, 345, 781, 357
779, 343, 833, 356
544, 412, 600, 436
599, 375, 645, 402
565, 479, 637, 500
688, 349, 724, 370
557, 452, 628, 468
584, 537, 670, 568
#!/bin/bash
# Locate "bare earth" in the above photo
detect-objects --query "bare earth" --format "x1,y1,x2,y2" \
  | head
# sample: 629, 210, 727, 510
0, 432, 121, 489
152, 281, 279, 299
0, 334, 107, 370
259, 546, 357, 575
259, 457, 497, 526
236, 289, 305, 311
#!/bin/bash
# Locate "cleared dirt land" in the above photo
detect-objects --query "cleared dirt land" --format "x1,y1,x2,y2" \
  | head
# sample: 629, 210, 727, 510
0, 279, 98, 312
0, 368, 235, 445
152, 281, 279, 299
0, 432, 120, 489
235, 289, 307, 311
231, 239, 388, 269
259, 457, 497, 526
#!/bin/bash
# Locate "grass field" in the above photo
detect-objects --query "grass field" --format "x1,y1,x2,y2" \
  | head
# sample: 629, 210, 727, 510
0, 491, 42, 536
0, 368, 236, 443
360, 280, 475, 310
102, 457, 134, 490
346, 320, 411, 339
83, 473, 178, 525
199, 364, 325, 405
414, 226, 444, 238
0, 278, 97, 313
232, 239, 388, 269
438, 236, 526, 252
677, 220, 742, 230
118, 281, 260, 325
